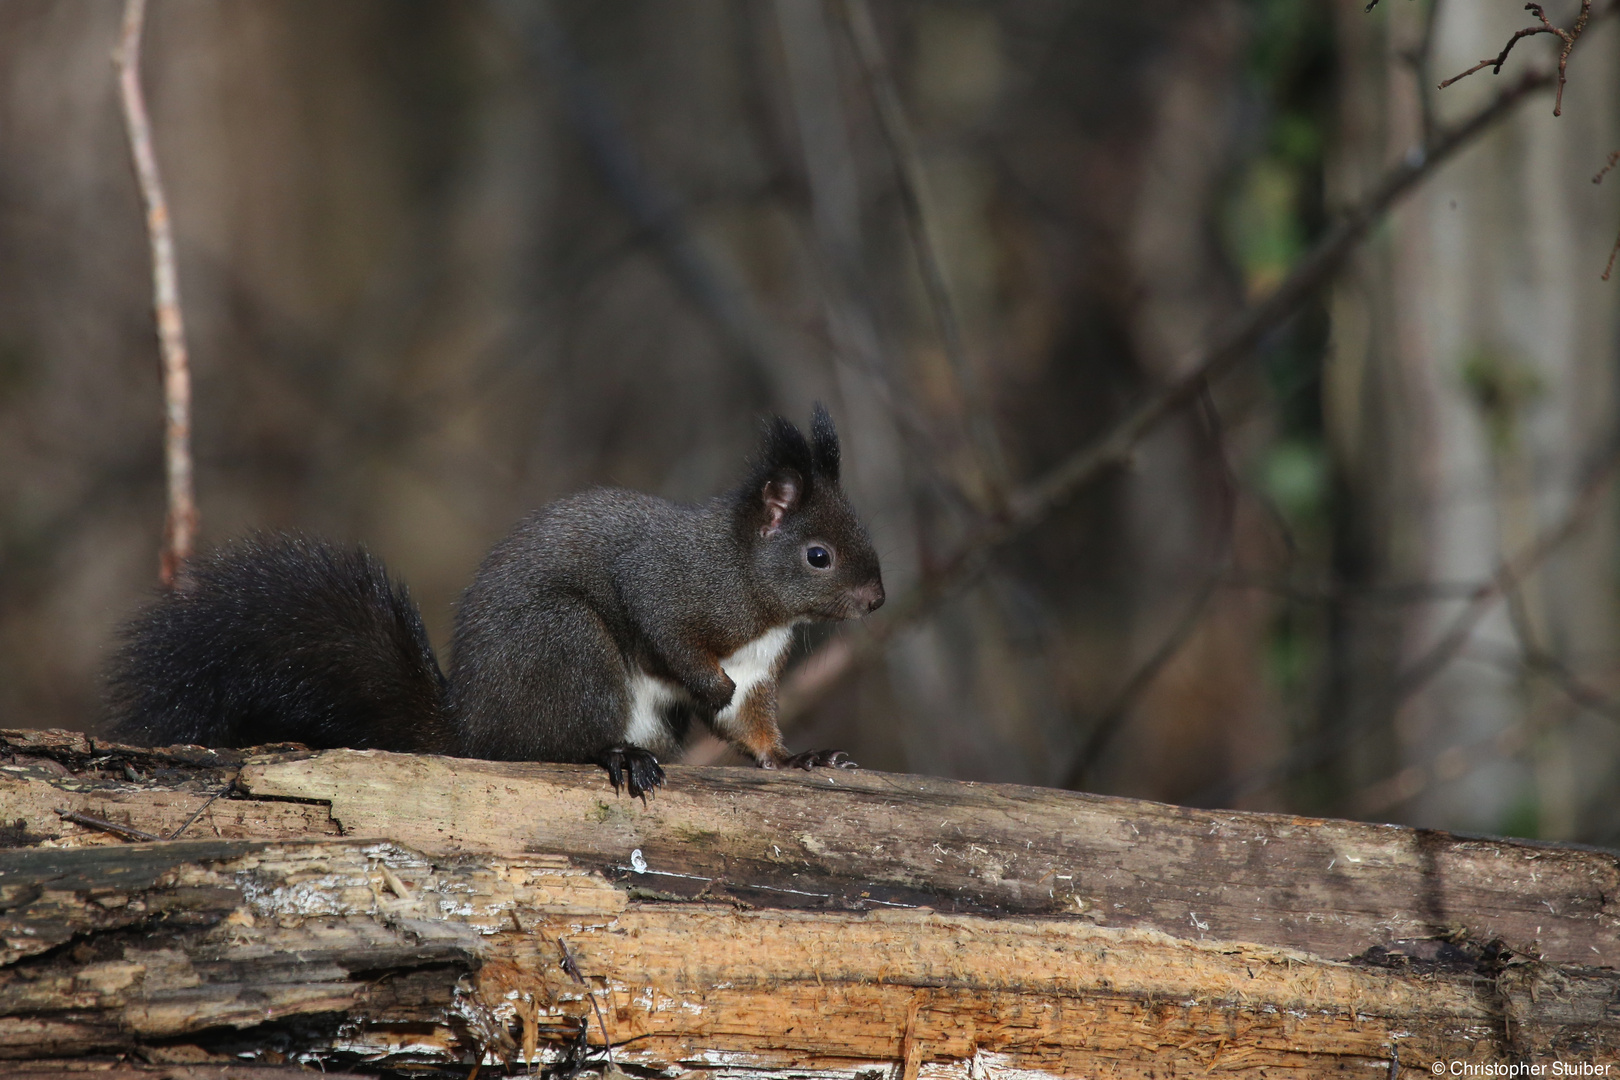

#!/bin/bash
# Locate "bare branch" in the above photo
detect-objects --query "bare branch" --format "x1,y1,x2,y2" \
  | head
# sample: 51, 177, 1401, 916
1352, 638, 1620, 817
1517, 647, 1620, 721
1223, 574, 1489, 606
557, 937, 615, 1068
1061, 567, 1225, 789
1061, 385, 1238, 789
55, 808, 162, 843
1196, 437, 1620, 808
165, 775, 236, 841
511, 2, 803, 407
1350, 628, 1620, 820
839, 0, 1012, 509
1437, 1, 1592, 116
1403, 0, 1446, 144
1599, 150, 1620, 281
773, 0, 981, 516
1437, 25, 1556, 89
780, 68, 1557, 727
115, 0, 196, 588
1383, 443, 1620, 711
1498, 551, 1620, 726
1596, 149, 1620, 184
1351, 720, 1531, 817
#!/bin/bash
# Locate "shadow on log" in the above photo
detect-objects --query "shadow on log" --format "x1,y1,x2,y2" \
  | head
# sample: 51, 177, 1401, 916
0, 728, 1616, 1076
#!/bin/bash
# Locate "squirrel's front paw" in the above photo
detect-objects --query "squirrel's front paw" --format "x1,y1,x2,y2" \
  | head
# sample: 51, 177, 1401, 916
599, 745, 666, 799
778, 748, 858, 771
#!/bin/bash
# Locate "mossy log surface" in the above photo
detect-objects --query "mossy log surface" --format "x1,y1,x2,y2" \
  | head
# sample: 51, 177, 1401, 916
1, 728, 1617, 1077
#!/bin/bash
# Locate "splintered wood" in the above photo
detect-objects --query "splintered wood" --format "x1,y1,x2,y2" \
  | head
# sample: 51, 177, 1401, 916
1, 731, 1616, 1077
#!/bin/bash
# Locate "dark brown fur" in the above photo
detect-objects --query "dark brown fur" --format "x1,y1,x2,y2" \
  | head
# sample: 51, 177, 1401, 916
108, 408, 884, 794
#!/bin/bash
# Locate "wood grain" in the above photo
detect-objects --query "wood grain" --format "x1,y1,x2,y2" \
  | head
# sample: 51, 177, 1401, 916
1, 836, 1612, 1074
2, 731, 1617, 1075
237, 748, 1620, 966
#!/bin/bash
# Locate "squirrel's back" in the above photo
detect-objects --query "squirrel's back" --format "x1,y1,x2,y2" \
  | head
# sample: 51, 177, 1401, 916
446, 487, 732, 762
108, 534, 449, 752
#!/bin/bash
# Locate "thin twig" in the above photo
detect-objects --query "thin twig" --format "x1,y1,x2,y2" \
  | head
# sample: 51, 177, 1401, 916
1404, 0, 1446, 144
1351, 718, 1533, 817
780, 68, 1557, 726
1496, 541, 1620, 727
56, 809, 162, 843
1436, 1, 1592, 116
1195, 438, 1620, 808
556, 937, 614, 1068
840, 0, 1013, 509
1490, 645, 1620, 722
166, 775, 237, 840
510, 1, 799, 407
1385, 448, 1618, 712
1349, 631, 1620, 818
1594, 149, 1620, 281
1063, 567, 1226, 789
1438, 26, 1556, 90
115, 0, 196, 588
773, 0, 981, 517
1596, 150, 1620, 184
1062, 383, 1238, 789
1223, 574, 1489, 606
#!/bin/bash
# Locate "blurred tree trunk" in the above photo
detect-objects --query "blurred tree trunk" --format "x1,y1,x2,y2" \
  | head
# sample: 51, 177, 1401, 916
1325, 0, 1620, 837
1108, 0, 1283, 806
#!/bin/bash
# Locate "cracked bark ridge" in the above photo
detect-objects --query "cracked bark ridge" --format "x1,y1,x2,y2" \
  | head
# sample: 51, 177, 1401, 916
0, 732, 1617, 1074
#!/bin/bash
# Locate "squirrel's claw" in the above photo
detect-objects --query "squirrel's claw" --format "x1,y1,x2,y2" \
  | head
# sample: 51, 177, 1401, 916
780, 748, 858, 771
600, 745, 666, 800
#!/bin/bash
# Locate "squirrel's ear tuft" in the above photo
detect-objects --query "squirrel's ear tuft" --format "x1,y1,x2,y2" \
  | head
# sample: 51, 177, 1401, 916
810, 403, 840, 483
757, 415, 815, 485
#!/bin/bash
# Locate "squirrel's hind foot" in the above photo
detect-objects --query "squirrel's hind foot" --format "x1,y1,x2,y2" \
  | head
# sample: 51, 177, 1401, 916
779, 748, 858, 771
600, 745, 666, 800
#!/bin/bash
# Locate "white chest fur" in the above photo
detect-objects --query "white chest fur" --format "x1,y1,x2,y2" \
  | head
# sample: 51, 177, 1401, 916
622, 625, 795, 749
713, 625, 795, 732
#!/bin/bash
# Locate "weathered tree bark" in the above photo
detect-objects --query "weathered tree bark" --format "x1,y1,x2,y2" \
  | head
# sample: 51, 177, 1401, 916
1, 728, 1616, 1076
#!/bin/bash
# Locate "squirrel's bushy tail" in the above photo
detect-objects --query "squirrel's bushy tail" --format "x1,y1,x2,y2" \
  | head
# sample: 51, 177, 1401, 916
108, 533, 450, 753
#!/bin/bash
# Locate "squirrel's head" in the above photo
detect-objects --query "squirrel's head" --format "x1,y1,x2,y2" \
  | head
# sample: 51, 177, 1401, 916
734, 404, 885, 622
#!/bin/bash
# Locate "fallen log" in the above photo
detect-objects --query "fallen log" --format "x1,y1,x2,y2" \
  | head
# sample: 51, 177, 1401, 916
0, 728, 1616, 1076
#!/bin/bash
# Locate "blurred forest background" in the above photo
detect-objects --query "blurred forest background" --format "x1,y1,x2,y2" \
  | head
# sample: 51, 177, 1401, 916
2, 0, 1618, 843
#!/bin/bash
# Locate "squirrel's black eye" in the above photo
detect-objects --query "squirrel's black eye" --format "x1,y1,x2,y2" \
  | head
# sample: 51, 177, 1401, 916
805, 545, 833, 570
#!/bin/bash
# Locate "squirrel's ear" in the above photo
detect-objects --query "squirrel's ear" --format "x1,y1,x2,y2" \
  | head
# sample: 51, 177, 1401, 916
810, 403, 840, 483
740, 415, 814, 536
760, 473, 803, 537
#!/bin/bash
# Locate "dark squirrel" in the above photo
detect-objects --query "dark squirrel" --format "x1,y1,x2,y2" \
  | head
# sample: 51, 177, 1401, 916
108, 406, 885, 796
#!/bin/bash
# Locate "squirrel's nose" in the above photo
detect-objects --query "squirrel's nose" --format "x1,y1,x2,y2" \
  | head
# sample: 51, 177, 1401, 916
852, 581, 885, 613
